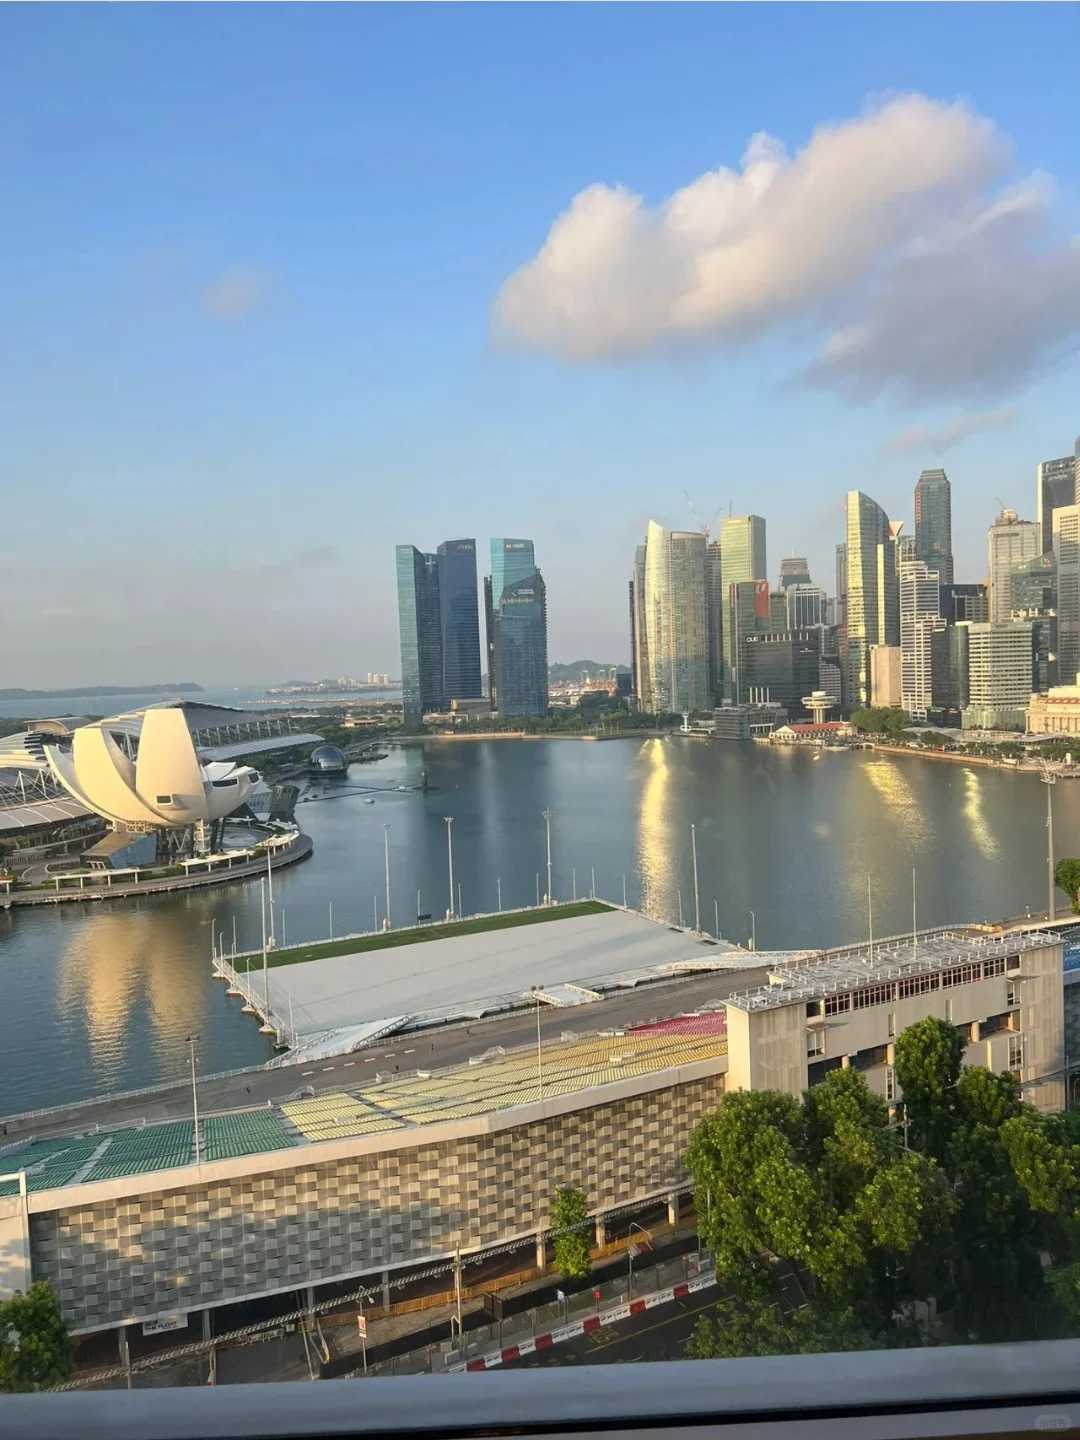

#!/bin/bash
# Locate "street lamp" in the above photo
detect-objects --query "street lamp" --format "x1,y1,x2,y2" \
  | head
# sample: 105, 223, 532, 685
186, 1034, 201, 1165
1043, 768, 1057, 922
690, 824, 701, 934
749, 909, 756, 952
443, 817, 455, 920
626, 1221, 651, 1298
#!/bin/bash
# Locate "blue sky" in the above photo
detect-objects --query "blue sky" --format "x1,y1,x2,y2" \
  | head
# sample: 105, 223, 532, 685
3, 3, 1079, 685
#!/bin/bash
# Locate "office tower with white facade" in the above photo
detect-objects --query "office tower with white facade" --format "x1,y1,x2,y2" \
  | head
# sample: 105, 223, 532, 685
869, 645, 902, 707
639, 521, 710, 713
988, 509, 1040, 623
962, 621, 1035, 730
631, 545, 650, 709
899, 559, 943, 720
913, 469, 954, 585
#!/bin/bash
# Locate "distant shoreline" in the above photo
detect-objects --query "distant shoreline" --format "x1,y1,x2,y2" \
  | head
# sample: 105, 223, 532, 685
0, 682, 203, 700
396, 729, 670, 744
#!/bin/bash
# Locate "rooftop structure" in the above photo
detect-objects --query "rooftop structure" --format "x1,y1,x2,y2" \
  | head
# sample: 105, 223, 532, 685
726, 927, 1052, 1012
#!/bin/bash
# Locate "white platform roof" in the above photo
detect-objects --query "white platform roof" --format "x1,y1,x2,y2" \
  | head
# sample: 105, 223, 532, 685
264, 909, 750, 1039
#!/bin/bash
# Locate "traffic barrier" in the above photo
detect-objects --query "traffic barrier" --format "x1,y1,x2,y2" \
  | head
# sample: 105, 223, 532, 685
447, 1269, 716, 1372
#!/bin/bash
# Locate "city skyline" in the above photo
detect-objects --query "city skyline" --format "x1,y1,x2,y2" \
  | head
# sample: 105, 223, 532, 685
4, 6, 1080, 685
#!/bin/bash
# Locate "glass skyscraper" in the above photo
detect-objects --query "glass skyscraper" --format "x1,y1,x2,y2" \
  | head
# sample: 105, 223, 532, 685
844, 490, 893, 708
490, 539, 536, 607
396, 545, 443, 724
437, 539, 483, 701
640, 521, 709, 713
914, 469, 954, 585
1036, 453, 1077, 554
493, 571, 549, 717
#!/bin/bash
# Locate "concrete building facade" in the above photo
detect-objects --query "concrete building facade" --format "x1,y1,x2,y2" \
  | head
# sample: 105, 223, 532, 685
869, 644, 902, 708
962, 621, 1035, 730
988, 510, 1040, 623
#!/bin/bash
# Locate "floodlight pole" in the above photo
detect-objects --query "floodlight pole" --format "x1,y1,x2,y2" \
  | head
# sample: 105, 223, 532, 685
542, 809, 553, 905
186, 1034, 201, 1165
444, 817, 455, 920
690, 824, 701, 934
383, 824, 392, 930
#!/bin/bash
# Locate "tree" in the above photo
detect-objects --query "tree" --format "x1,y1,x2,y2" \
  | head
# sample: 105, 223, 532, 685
1055, 858, 1080, 914
550, 1185, 592, 1280
686, 1072, 949, 1311
893, 1017, 964, 1160
0, 1284, 72, 1393
686, 1262, 879, 1358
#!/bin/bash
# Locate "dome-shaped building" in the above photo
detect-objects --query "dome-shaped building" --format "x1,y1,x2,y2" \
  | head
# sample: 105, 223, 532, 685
309, 743, 347, 776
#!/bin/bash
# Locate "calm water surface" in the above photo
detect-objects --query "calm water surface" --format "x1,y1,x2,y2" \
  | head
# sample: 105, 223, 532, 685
0, 738, 1073, 1113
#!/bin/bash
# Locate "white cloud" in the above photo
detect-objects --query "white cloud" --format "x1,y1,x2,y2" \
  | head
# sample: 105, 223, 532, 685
881, 405, 1018, 457
202, 264, 269, 320
494, 95, 1080, 397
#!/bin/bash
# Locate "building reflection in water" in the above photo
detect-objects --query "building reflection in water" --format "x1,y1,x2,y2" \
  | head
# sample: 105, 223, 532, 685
962, 767, 999, 860
57, 905, 210, 1087
861, 757, 928, 844
636, 738, 673, 919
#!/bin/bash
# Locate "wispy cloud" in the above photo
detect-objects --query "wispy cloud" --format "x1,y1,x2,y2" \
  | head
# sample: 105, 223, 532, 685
202, 264, 270, 320
880, 406, 1018, 457
494, 94, 1080, 399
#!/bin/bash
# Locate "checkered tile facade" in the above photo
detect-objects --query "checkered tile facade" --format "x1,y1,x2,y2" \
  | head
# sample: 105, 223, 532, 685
29, 1074, 725, 1332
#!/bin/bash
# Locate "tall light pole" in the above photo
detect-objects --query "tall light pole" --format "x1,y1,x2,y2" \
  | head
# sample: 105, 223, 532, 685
186, 1034, 201, 1165
1044, 769, 1057, 921
444, 817, 455, 920
690, 824, 701, 934
542, 809, 553, 905
383, 824, 392, 931
749, 909, 756, 952
531, 986, 545, 1099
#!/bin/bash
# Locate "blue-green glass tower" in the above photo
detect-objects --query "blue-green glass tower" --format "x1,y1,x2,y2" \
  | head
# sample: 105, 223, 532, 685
436, 539, 482, 701
494, 570, 549, 717
396, 545, 443, 725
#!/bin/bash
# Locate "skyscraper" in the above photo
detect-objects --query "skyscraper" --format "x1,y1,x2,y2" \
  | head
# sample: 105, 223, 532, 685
640, 521, 709, 713
726, 579, 772, 704
779, 557, 811, 591
988, 509, 1040, 622
1036, 452, 1078, 553
786, 584, 828, 629
844, 491, 894, 708
396, 545, 443, 724
718, 515, 766, 700
493, 571, 548, 717
899, 559, 943, 720
490, 539, 536, 608
913, 469, 954, 584
436, 539, 483, 701
487, 538, 539, 710
705, 540, 723, 704
835, 543, 848, 627
743, 628, 821, 717
631, 544, 650, 710
962, 621, 1035, 730
1053, 505, 1080, 687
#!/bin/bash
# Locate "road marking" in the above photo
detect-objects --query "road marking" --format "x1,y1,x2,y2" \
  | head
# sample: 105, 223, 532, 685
383, 1053, 396, 1058
343, 1062, 356, 1068
321, 1066, 335, 1072
301, 1071, 315, 1077
403, 1049, 415, 1055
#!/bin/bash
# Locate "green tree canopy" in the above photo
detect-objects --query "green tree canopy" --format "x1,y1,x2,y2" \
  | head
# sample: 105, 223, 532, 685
1055, 858, 1080, 914
687, 1071, 950, 1307
893, 1016, 964, 1159
0, 1284, 72, 1393
550, 1184, 592, 1281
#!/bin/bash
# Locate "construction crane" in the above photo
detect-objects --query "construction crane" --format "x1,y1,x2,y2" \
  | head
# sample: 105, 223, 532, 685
683, 492, 729, 542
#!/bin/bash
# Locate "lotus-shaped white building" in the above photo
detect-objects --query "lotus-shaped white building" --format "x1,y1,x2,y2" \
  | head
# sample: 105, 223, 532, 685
45, 706, 259, 830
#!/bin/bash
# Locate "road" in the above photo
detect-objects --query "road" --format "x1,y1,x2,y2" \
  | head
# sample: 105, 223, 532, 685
2, 966, 758, 1140
505, 1284, 719, 1367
